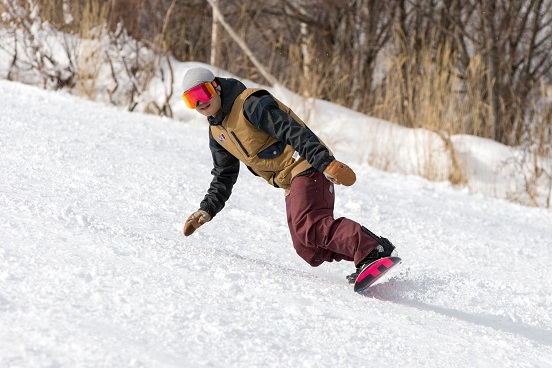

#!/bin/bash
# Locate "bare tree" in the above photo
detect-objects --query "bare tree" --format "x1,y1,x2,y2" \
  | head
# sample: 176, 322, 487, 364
435, 0, 552, 145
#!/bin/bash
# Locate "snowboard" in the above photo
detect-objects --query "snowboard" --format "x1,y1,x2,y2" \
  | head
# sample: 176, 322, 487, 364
354, 256, 402, 293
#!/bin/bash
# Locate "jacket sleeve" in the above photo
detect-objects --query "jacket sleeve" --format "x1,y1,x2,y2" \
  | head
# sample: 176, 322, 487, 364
243, 91, 334, 172
199, 129, 240, 218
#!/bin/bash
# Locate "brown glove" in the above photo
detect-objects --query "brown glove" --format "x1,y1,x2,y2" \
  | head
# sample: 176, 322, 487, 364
323, 160, 356, 186
183, 209, 211, 236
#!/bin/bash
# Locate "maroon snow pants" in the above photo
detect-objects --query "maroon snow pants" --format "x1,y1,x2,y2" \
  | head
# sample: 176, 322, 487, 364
285, 171, 379, 267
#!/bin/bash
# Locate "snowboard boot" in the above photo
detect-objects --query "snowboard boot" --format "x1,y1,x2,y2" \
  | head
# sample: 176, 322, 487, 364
346, 226, 397, 284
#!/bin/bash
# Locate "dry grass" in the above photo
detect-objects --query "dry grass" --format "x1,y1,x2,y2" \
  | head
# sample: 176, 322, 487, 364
367, 34, 495, 185
74, 0, 110, 99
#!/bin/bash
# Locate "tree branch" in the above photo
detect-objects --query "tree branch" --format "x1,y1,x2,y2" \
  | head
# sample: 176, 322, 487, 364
205, 0, 278, 86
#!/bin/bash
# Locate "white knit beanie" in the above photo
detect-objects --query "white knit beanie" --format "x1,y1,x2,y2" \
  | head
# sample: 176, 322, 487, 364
182, 67, 216, 93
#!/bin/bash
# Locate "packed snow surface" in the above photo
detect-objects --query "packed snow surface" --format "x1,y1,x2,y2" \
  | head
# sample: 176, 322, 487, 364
1, 80, 552, 367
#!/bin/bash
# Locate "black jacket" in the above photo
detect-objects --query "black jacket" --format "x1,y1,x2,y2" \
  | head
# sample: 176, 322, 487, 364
199, 78, 334, 217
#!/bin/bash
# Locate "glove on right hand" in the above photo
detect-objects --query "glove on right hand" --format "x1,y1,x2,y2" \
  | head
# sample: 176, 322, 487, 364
323, 160, 356, 186
183, 209, 211, 236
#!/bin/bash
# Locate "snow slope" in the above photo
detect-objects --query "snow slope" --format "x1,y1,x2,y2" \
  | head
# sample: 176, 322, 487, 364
1, 79, 552, 367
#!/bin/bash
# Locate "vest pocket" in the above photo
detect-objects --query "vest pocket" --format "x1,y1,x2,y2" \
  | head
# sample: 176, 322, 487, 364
230, 131, 250, 157
257, 141, 285, 159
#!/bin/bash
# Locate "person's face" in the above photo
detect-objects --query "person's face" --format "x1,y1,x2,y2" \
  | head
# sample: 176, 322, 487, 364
195, 90, 222, 117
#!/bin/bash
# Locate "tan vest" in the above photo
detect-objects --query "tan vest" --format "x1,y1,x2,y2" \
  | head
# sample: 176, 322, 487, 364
210, 88, 314, 190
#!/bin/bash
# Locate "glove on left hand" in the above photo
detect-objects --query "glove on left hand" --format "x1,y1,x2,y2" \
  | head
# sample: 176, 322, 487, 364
323, 160, 356, 186
183, 210, 211, 236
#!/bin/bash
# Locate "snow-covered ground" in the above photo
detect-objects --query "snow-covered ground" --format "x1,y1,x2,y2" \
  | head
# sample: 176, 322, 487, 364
1, 79, 552, 367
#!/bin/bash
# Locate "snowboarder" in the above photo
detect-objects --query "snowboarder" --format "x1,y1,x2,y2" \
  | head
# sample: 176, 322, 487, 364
181, 67, 397, 283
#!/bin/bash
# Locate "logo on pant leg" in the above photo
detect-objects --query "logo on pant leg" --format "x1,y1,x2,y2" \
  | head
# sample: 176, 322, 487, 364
329, 184, 333, 193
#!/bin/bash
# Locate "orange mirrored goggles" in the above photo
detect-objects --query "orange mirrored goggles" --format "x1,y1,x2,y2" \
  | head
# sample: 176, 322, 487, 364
182, 82, 216, 109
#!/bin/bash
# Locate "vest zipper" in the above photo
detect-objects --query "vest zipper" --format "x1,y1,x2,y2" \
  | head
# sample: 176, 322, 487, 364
230, 131, 250, 157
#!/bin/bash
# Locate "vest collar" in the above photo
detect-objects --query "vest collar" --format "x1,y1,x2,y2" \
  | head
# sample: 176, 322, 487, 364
208, 77, 247, 126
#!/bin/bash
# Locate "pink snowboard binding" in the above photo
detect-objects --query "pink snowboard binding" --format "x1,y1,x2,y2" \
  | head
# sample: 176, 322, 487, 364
353, 256, 402, 293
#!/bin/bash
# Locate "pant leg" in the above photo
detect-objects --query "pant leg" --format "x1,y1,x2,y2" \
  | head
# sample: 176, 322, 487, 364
285, 171, 379, 267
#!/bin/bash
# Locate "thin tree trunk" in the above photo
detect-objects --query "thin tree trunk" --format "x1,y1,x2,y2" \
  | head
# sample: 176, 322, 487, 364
482, 0, 502, 142
300, 22, 311, 93
205, 0, 278, 85
210, 0, 219, 66
351, 0, 367, 111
